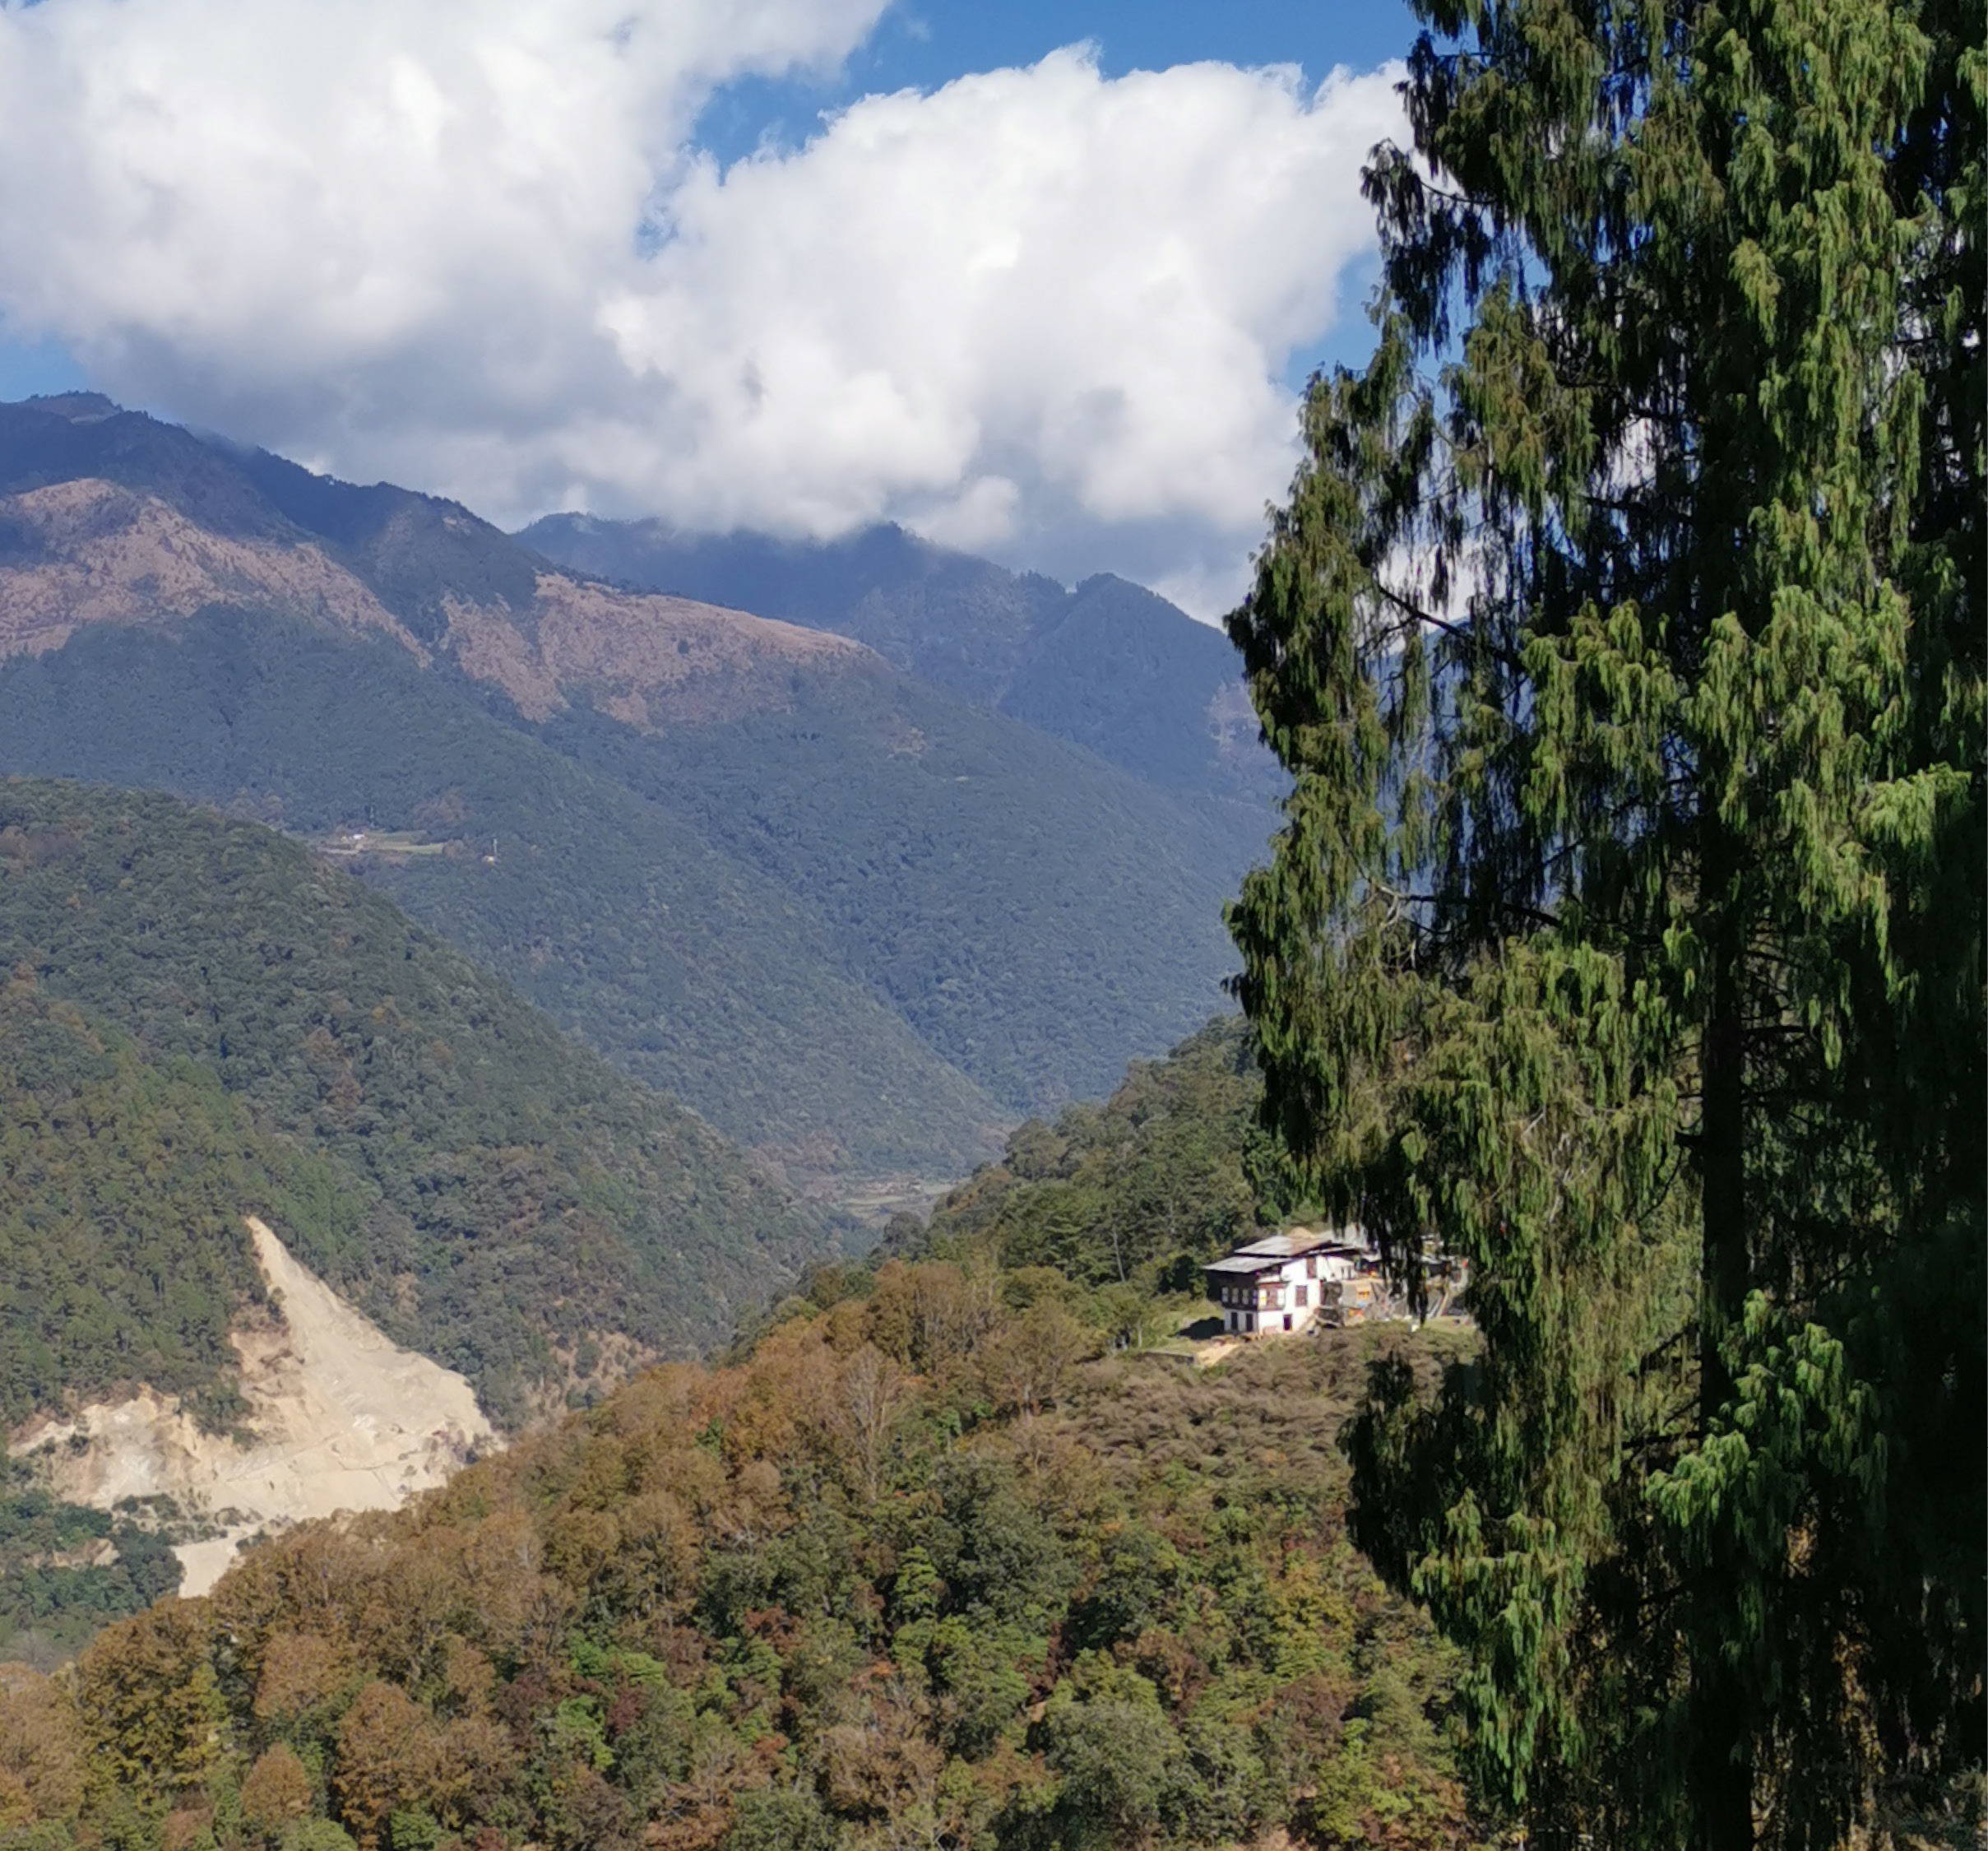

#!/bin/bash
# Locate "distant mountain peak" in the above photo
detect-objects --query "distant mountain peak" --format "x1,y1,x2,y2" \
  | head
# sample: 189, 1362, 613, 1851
520, 513, 1284, 803
20, 391, 122, 422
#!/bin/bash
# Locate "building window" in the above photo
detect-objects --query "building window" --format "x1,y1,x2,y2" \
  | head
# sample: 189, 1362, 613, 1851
1295, 1283, 1308, 1306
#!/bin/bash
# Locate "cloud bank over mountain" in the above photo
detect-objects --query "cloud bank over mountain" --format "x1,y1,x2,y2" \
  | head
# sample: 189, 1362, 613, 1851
0, 0, 1400, 611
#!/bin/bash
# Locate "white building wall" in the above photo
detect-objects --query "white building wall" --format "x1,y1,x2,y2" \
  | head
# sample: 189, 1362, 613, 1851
1212, 1247, 1369, 1338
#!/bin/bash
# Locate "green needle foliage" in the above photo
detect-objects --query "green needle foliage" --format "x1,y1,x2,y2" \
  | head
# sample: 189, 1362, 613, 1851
1226, 0, 1983, 1844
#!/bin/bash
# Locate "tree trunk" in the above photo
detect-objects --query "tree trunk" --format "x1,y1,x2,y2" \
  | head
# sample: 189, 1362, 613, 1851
1695, 823, 1754, 1851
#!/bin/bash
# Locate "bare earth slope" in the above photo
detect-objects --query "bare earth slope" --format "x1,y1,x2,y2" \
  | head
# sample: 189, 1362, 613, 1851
19, 1218, 494, 1597
0, 397, 877, 724
0, 479, 421, 661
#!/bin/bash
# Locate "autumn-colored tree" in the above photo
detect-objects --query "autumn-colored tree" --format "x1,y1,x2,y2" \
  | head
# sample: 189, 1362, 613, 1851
359, 1530, 476, 1685
0, 1665, 86, 1826
454, 1505, 558, 1655
334, 1680, 438, 1850
253, 1629, 359, 1736
241, 1742, 315, 1840
979, 1300, 1097, 1417
864, 1260, 999, 1375
76, 1601, 225, 1801
818, 1684, 945, 1821
823, 1343, 911, 1502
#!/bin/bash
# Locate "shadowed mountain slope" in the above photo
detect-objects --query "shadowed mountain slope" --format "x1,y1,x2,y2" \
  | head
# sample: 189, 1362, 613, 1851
517, 514, 1286, 805
0, 613, 1007, 1178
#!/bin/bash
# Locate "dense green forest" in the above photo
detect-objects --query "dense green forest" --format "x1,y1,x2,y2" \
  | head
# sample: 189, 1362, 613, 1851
0, 981, 369, 1428
0, 779, 826, 1423
545, 674, 1243, 1114
0, 1264, 1481, 1851
0, 615, 1003, 1181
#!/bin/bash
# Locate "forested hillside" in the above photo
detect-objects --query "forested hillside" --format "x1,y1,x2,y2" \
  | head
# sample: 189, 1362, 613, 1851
0, 395, 1260, 1182
0, 779, 826, 1423
0, 981, 364, 1431
1, 1265, 1481, 1851
544, 677, 1244, 1111
0, 616, 1004, 1180
0, 977, 355, 1664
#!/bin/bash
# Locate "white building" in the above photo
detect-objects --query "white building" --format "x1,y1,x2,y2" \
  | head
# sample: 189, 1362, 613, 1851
1203, 1226, 1379, 1338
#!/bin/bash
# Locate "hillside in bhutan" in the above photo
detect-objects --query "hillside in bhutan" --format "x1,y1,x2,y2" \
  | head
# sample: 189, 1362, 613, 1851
0, 778, 836, 1658
0, 779, 827, 1421
0, 394, 1267, 1198
0, 1272, 1483, 1851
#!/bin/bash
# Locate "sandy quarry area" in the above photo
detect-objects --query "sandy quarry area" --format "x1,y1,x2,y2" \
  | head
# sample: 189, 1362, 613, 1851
19, 1218, 494, 1596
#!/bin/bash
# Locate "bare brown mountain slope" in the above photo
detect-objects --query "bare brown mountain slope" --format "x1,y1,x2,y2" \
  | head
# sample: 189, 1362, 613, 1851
0, 479, 419, 661
0, 395, 875, 724
443, 570, 868, 726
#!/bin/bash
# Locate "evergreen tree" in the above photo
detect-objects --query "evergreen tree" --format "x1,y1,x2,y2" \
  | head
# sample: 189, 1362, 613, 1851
1226, 0, 1983, 1843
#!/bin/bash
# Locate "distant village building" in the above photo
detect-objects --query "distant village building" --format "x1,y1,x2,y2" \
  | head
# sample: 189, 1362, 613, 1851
1203, 1226, 1379, 1337
1202, 1225, 1467, 1337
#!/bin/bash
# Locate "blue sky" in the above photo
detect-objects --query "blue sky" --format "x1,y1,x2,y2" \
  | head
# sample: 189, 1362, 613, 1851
696, 2, 1420, 154
0, 0, 1426, 610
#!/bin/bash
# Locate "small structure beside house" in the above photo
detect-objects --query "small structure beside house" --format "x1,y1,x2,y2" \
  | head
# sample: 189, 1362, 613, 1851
1203, 1225, 1383, 1338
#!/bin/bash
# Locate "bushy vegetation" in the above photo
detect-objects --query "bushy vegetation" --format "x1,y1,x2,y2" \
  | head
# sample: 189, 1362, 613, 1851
915, 1014, 1283, 1287
0, 1471, 187, 1669
0, 1264, 1481, 1851
0, 779, 826, 1423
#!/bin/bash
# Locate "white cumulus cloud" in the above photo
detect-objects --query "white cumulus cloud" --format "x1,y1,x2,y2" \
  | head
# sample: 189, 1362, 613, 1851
0, 0, 1402, 615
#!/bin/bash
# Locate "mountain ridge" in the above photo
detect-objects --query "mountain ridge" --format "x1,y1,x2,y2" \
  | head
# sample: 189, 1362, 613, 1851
0, 394, 1258, 1192
0, 395, 879, 726
517, 512, 1286, 805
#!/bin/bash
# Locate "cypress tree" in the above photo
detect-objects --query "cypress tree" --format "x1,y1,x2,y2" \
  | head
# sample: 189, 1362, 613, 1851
1227, 0, 1982, 1842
